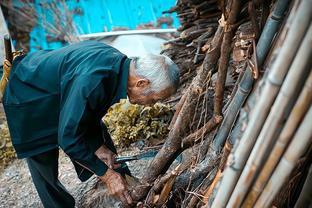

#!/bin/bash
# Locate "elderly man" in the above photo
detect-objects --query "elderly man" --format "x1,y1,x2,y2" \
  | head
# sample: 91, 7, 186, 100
2, 41, 179, 207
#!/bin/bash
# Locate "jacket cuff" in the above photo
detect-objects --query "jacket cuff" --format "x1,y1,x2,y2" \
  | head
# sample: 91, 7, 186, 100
92, 158, 109, 176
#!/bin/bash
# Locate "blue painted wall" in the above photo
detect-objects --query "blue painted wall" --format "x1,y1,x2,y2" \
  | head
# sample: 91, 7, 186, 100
13, 0, 179, 51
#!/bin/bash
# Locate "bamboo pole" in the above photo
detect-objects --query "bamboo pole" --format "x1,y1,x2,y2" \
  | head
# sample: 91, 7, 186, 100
212, 0, 291, 152
254, 105, 312, 208
227, 24, 312, 207
211, 1, 312, 206
204, 0, 290, 198
242, 69, 312, 207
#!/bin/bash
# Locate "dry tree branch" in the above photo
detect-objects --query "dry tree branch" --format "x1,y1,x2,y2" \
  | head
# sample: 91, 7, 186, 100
131, 25, 224, 202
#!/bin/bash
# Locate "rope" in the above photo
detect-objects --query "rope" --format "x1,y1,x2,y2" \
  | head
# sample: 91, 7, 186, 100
0, 59, 12, 100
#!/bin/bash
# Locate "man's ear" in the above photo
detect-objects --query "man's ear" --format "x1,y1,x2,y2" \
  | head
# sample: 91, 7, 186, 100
136, 79, 149, 88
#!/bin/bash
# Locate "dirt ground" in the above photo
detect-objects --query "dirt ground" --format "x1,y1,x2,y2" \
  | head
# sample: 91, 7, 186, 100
0, 149, 150, 208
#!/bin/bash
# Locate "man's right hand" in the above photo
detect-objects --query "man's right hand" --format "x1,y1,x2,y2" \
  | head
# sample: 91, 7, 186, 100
99, 169, 133, 205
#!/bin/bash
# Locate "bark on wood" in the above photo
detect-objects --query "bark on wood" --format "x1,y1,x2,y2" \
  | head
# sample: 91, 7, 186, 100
214, 0, 241, 116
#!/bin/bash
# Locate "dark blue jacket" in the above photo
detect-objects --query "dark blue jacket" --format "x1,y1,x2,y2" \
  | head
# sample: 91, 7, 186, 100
3, 41, 130, 179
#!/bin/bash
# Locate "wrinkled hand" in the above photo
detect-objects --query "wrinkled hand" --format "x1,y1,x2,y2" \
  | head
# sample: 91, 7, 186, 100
100, 169, 133, 205
95, 145, 120, 169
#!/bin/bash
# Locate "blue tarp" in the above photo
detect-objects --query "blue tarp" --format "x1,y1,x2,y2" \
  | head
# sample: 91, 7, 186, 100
13, 0, 179, 51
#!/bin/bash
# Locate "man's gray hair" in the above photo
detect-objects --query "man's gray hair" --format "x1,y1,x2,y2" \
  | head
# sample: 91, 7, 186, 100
133, 54, 180, 93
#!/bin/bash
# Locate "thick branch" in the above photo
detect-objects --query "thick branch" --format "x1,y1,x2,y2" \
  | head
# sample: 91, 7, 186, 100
131, 26, 224, 201
214, 0, 242, 115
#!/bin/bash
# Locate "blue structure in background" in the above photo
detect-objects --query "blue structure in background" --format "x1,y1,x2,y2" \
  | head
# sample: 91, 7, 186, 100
14, 0, 179, 51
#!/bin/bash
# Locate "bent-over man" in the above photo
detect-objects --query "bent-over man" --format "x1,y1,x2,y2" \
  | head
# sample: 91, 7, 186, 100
1, 41, 179, 207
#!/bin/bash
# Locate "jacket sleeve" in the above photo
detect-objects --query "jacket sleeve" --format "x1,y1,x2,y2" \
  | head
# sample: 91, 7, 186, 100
58, 76, 109, 176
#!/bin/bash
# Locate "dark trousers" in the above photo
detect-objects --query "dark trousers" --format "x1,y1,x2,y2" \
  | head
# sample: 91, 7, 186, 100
26, 140, 131, 208
26, 149, 75, 208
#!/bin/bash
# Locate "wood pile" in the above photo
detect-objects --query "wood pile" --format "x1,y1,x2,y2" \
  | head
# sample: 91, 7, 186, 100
128, 0, 312, 207
161, 0, 221, 88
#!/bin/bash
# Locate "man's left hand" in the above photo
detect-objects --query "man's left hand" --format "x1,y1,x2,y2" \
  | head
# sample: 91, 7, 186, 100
95, 145, 121, 169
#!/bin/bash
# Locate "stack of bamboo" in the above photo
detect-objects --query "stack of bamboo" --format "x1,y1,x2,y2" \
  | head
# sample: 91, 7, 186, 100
129, 0, 312, 207
211, 0, 312, 207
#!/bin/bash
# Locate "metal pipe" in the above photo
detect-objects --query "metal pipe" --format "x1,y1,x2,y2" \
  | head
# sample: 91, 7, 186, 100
78, 28, 177, 39
211, 0, 312, 206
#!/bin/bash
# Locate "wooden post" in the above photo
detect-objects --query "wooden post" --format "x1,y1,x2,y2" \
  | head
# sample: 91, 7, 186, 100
4, 34, 12, 63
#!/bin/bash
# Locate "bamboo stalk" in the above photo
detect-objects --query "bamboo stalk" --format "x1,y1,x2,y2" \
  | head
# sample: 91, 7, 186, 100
227, 24, 312, 208
212, 0, 291, 153
242, 70, 312, 207
254, 105, 312, 208
211, 1, 312, 206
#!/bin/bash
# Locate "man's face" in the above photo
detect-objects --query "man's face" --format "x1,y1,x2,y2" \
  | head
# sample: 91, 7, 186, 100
126, 61, 176, 105
128, 83, 174, 105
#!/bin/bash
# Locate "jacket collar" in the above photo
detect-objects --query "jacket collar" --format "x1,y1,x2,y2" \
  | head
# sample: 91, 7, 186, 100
110, 57, 131, 105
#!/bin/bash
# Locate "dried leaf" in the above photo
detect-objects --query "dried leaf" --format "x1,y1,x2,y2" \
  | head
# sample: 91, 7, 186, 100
103, 99, 174, 147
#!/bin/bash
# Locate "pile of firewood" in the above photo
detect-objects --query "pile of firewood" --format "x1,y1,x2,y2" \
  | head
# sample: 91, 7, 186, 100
128, 0, 312, 207
161, 0, 221, 88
